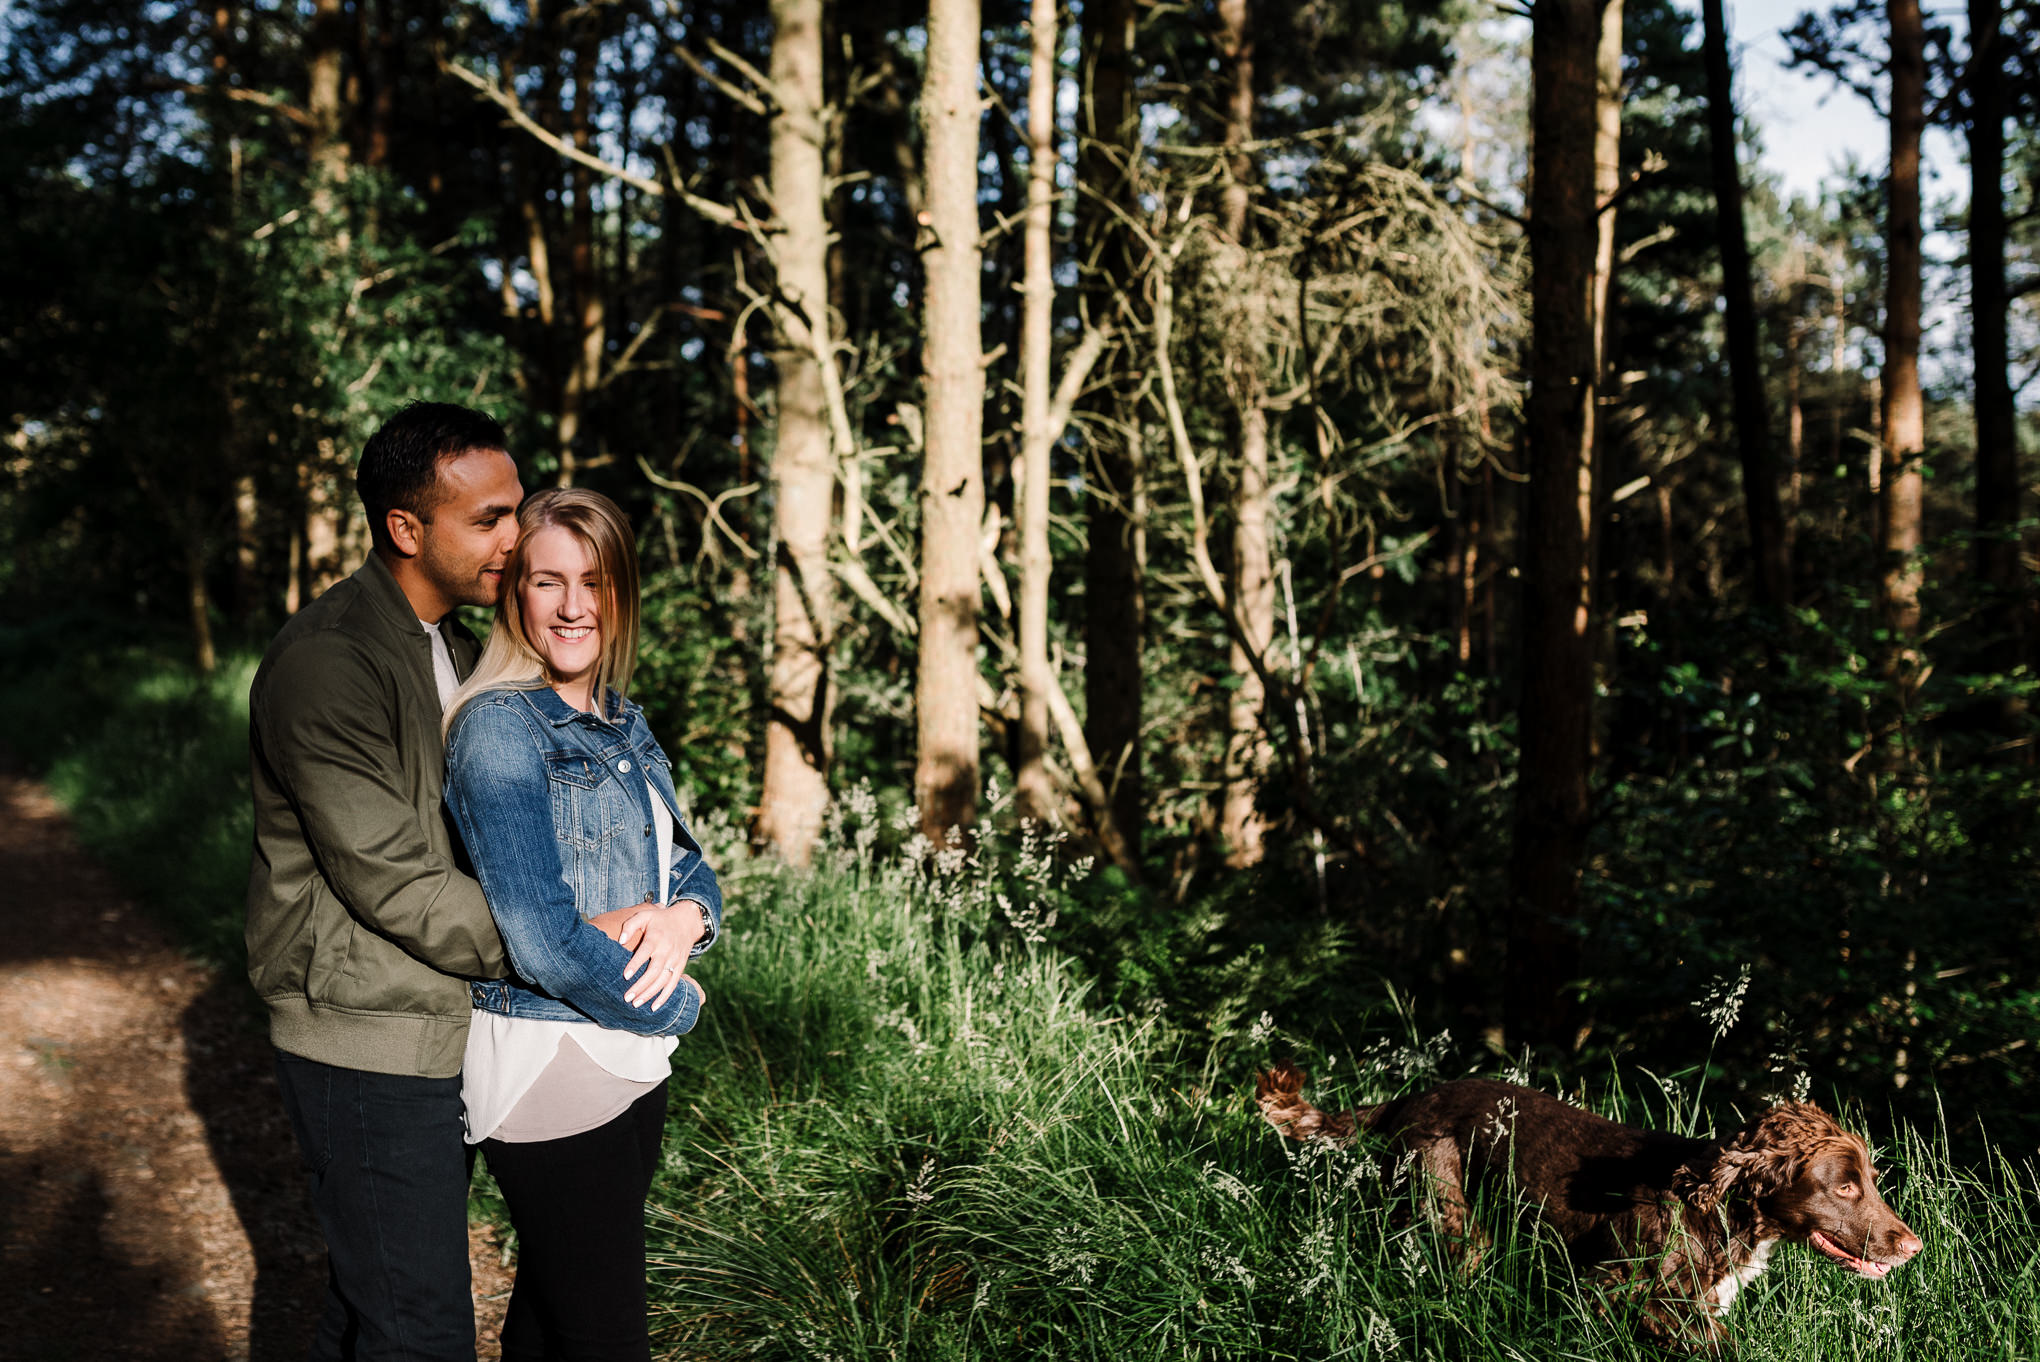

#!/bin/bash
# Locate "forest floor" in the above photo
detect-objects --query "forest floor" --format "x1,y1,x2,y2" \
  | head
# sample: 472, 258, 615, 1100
0, 761, 514, 1362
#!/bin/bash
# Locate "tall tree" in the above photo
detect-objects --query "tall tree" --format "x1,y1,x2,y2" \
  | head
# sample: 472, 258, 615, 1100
756, 0, 838, 863
914, 0, 987, 841
1592, 0, 1621, 625
1510, 0, 1605, 1048
1078, 0, 1146, 859
1015, 0, 1060, 825
1880, 0, 1926, 642
1701, 0, 1791, 607
300, 0, 354, 604
1216, 0, 1277, 868
556, 5, 608, 488
1969, 0, 2020, 649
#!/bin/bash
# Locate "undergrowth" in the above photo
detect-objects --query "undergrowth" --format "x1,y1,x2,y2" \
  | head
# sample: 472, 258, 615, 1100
647, 798, 2039, 1361
6, 641, 2033, 1358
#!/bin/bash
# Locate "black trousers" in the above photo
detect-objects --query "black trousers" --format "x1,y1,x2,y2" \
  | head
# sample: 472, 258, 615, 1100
479, 1081, 669, 1362
273, 1050, 477, 1362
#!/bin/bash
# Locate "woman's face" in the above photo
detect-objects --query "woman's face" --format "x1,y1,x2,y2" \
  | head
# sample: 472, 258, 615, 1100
518, 524, 603, 702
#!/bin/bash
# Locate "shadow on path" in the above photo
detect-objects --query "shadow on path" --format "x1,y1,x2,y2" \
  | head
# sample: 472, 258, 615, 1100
0, 763, 324, 1360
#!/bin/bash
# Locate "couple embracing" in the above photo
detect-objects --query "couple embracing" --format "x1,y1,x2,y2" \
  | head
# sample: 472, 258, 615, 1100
245, 402, 719, 1361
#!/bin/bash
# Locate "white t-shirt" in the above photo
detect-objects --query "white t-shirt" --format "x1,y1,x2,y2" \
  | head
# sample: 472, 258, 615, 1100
462, 777, 683, 1143
420, 617, 459, 708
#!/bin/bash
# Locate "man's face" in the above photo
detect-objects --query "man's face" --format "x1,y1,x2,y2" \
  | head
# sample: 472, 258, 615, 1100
415, 449, 524, 613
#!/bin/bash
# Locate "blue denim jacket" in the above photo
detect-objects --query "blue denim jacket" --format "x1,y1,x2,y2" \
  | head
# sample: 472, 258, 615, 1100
444, 685, 722, 1036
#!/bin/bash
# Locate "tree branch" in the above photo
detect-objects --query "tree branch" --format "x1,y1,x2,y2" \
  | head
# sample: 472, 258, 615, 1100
439, 55, 739, 229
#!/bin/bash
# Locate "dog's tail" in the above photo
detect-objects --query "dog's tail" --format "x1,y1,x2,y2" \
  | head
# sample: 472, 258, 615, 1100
1255, 1060, 1375, 1144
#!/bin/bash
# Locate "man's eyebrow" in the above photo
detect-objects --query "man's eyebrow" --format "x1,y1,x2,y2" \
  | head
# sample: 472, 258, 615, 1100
475, 503, 518, 521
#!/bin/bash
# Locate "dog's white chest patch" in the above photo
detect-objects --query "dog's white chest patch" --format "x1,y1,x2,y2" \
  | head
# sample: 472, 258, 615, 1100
1711, 1238, 1777, 1316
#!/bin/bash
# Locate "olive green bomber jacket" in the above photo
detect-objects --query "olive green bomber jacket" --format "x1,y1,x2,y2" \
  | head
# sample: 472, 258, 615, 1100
246, 552, 508, 1078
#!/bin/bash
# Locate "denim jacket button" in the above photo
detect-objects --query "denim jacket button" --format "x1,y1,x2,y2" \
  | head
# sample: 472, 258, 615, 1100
618, 759, 633, 773
644, 823, 653, 837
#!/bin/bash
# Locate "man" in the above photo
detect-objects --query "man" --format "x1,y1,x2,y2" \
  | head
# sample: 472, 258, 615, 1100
246, 402, 522, 1361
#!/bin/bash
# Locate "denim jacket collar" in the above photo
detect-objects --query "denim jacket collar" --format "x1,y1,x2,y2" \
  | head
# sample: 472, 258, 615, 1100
521, 683, 643, 730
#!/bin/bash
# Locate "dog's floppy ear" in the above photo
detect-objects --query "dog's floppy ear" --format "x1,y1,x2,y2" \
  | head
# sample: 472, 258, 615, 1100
1679, 1105, 1816, 1214
1678, 1143, 1791, 1216
1256, 1061, 1307, 1105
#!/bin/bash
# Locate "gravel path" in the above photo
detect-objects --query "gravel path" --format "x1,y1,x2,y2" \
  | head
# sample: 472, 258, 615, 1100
0, 765, 513, 1361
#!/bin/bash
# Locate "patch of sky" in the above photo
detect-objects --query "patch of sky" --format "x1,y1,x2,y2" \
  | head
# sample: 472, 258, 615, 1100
681, 337, 706, 362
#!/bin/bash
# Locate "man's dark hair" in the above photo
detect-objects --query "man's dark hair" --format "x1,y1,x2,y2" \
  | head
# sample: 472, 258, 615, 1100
357, 402, 511, 550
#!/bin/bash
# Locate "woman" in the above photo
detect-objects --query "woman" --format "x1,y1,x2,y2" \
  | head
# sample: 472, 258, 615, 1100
442, 487, 721, 1362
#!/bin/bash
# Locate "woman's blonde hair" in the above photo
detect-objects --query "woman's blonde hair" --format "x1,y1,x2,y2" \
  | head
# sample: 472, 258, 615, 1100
443, 487, 642, 735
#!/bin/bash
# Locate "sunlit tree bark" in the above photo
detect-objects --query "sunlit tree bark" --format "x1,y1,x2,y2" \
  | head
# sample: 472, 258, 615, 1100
755, 0, 836, 863
914, 0, 987, 842
1879, 0, 1925, 642
1016, 0, 1060, 825
1217, 0, 1274, 868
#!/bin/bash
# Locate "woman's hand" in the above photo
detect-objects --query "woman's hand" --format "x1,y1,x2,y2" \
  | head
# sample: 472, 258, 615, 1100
617, 900, 706, 1009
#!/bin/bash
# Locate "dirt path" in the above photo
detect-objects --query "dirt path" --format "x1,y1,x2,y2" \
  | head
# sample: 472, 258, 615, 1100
0, 766, 513, 1361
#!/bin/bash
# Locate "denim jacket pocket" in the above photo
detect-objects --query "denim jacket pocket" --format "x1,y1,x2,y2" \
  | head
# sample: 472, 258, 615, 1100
547, 751, 623, 851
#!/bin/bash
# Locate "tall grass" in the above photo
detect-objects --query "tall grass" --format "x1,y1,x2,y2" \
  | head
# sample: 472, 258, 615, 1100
0, 640, 256, 966
650, 803, 2040, 1360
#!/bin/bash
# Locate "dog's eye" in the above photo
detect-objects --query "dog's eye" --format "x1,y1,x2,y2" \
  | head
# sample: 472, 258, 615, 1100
1835, 1182, 1859, 1198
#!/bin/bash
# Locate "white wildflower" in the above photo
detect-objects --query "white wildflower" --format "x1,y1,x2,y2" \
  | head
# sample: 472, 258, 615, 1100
1482, 1095, 1518, 1145
1696, 964, 1753, 1041
1397, 1234, 1429, 1286
1200, 1160, 1256, 1206
1365, 1309, 1401, 1356
1247, 1011, 1277, 1046
1043, 1234, 1099, 1288
1198, 1245, 1256, 1291
905, 1158, 936, 1207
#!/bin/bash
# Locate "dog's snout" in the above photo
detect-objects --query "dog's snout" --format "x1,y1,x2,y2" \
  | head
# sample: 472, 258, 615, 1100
1891, 1228, 1924, 1260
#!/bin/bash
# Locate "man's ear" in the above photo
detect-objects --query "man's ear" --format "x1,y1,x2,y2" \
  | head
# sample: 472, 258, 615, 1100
385, 508, 424, 558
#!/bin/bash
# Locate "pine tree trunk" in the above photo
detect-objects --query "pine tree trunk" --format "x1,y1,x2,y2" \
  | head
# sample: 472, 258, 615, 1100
1702, 0, 1789, 608
755, 0, 835, 864
1969, 0, 2019, 647
1509, 0, 1603, 1050
184, 500, 217, 676
1015, 0, 1060, 825
1216, 0, 1273, 867
302, 0, 351, 601
1880, 0, 1926, 642
914, 0, 988, 844
556, 27, 606, 488
1590, 0, 1621, 625
306, 0, 348, 206
1078, 0, 1145, 857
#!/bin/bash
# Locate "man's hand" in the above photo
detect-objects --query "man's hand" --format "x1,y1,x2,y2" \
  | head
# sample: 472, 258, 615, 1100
587, 901, 706, 1009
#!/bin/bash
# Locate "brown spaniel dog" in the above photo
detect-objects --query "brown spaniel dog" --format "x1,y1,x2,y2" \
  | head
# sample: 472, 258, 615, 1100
1256, 1064, 1921, 1349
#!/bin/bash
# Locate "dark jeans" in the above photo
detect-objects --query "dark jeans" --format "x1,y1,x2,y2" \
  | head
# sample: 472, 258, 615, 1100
479, 1081, 669, 1362
274, 1050, 477, 1362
